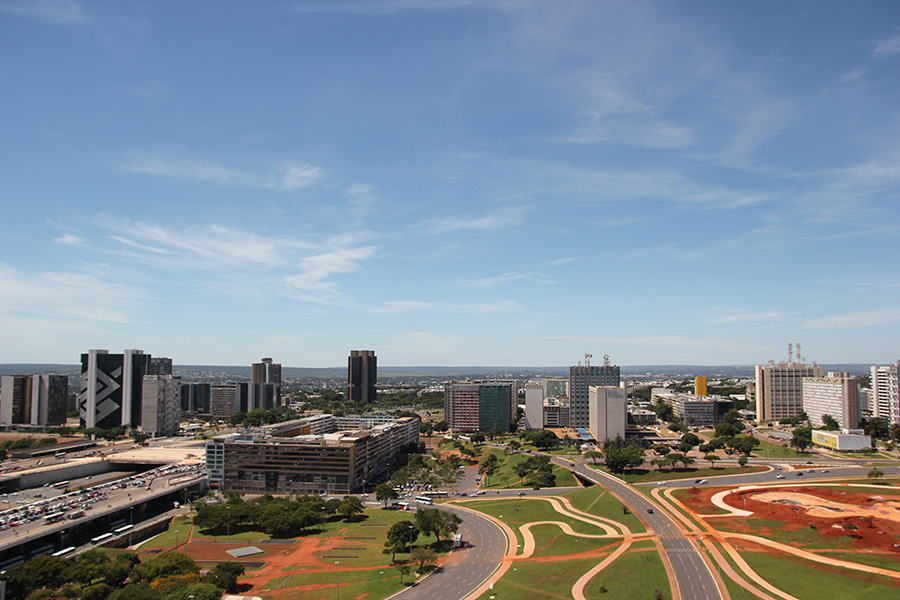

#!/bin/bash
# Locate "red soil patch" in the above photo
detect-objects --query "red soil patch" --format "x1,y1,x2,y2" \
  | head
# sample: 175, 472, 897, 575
674, 486, 726, 514
721, 486, 900, 553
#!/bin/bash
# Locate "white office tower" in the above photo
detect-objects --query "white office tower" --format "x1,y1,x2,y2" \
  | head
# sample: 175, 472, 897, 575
802, 372, 860, 430
755, 362, 825, 423
141, 375, 181, 437
523, 384, 544, 430
588, 386, 627, 443
871, 362, 900, 424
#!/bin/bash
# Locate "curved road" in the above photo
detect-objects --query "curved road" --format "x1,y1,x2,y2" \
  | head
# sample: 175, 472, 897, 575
555, 457, 723, 600
393, 504, 506, 600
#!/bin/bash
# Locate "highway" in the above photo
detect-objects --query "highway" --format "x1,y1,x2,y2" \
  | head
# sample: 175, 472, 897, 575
556, 457, 724, 600
394, 505, 507, 600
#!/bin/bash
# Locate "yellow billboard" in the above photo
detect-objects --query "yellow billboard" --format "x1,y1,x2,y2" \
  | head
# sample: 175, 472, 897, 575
812, 430, 838, 450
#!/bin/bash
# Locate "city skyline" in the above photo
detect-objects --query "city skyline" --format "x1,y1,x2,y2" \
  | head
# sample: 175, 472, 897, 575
2, 1, 899, 367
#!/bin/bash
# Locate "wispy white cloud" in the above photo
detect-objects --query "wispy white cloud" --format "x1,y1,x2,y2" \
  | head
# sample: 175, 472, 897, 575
0, 262, 142, 324
281, 243, 377, 302
369, 299, 521, 315
118, 153, 324, 191
707, 310, 784, 325
53, 233, 85, 246
873, 31, 900, 56
416, 204, 532, 233
105, 221, 312, 269
453, 271, 554, 288
0, 0, 89, 23
805, 307, 900, 330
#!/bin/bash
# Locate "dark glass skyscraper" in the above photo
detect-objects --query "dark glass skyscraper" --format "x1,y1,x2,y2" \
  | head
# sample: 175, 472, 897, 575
348, 350, 377, 403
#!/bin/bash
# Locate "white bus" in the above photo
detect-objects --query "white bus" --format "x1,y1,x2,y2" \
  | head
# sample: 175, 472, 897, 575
51, 546, 76, 557
114, 524, 134, 534
42, 512, 66, 525
90, 533, 114, 545
52, 481, 70, 489
414, 496, 433, 504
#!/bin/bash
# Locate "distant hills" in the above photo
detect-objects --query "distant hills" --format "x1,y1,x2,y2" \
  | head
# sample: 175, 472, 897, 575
0, 363, 875, 379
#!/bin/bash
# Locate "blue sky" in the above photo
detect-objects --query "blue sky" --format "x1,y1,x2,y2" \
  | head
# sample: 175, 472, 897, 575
2, 0, 899, 368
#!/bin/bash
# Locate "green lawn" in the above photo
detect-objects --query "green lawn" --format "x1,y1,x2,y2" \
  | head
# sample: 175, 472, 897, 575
819, 551, 900, 571
753, 438, 816, 459
705, 541, 775, 600
472, 556, 600, 600
588, 463, 768, 484
565, 485, 645, 533
584, 540, 671, 599
481, 451, 576, 490
742, 550, 900, 600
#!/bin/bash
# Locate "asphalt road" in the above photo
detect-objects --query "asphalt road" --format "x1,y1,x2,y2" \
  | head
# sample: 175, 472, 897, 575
394, 505, 506, 600
641, 464, 899, 489
559, 458, 723, 600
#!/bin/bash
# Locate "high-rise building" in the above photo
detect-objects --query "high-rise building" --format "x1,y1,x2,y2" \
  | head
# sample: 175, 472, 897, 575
252, 358, 281, 385
569, 357, 620, 429
871, 362, 900, 424
695, 376, 707, 397
802, 372, 860, 430
543, 378, 569, 400
141, 375, 181, 437
181, 382, 211, 414
755, 362, 824, 423
79, 349, 152, 429
444, 380, 516, 432
0, 374, 68, 426
588, 386, 627, 443
523, 384, 544, 430
348, 350, 377, 403
148, 357, 173, 376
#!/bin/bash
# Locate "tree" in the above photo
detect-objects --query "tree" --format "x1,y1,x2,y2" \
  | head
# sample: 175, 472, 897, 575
415, 508, 461, 542
201, 562, 245, 593
737, 455, 748, 468
2, 555, 70, 600
470, 433, 485, 445
507, 440, 522, 451
705, 454, 720, 468
376, 483, 399, 508
820, 414, 840, 431
479, 453, 498, 485
396, 564, 412, 585
133, 552, 199, 582
604, 444, 645, 474
434, 421, 449, 432
652, 444, 671, 456
867, 468, 885, 481
386, 520, 418, 559
419, 421, 433, 436
728, 434, 760, 455
411, 546, 437, 571
791, 427, 813, 452
527, 429, 560, 450
681, 433, 701, 447
337, 496, 364, 521
583, 450, 603, 465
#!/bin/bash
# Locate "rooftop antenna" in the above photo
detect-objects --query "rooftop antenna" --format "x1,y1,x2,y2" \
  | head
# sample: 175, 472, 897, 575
584, 353, 592, 367
603, 354, 610, 367
788, 343, 793, 364
796, 343, 802, 365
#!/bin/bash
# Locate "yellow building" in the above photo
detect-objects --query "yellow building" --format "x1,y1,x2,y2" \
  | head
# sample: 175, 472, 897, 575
695, 376, 707, 397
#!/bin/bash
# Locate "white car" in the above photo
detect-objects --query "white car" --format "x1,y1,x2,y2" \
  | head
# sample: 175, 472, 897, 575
776, 474, 785, 479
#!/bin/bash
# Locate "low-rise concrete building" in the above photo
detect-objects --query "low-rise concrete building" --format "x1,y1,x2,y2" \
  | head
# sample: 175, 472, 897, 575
205, 414, 418, 495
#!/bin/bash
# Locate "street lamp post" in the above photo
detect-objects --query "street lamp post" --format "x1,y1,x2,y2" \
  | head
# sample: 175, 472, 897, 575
175, 529, 179, 551
226, 506, 231, 538
335, 561, 340, 600
408, 525, 413, 553
129, 507, 134, 548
